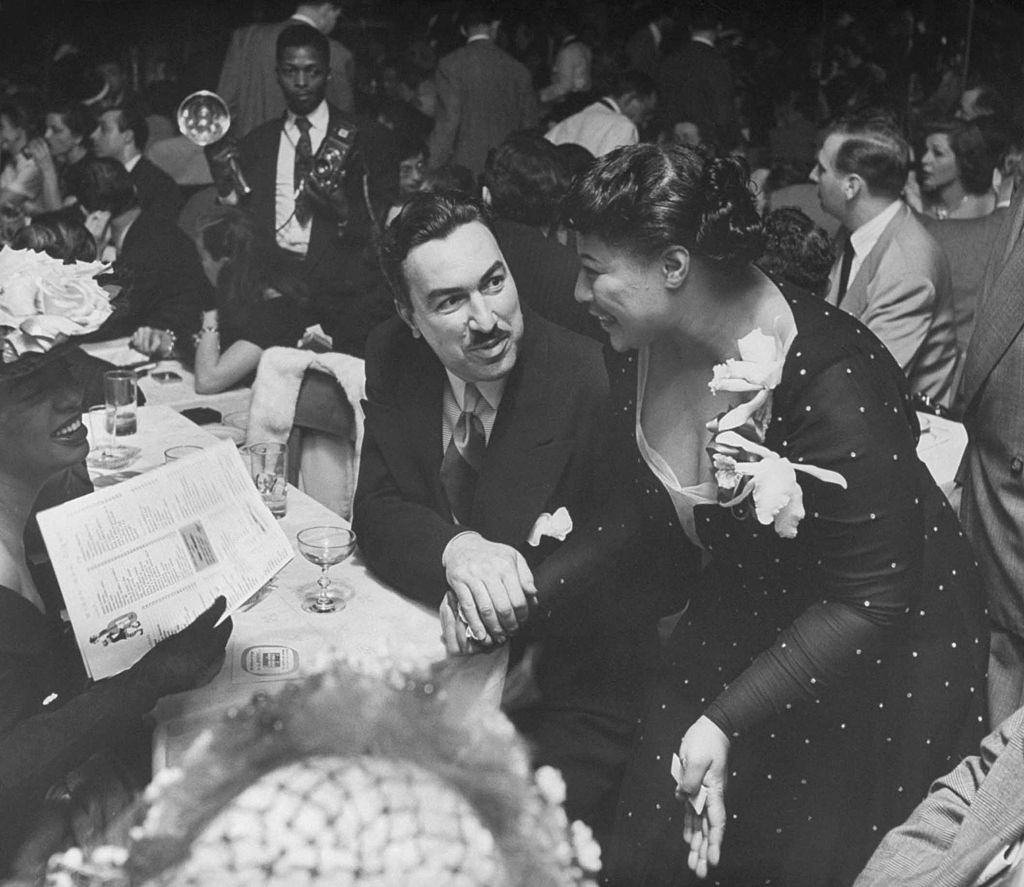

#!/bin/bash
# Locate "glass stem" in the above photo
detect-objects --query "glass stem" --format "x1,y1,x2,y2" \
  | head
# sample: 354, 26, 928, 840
318, 566, 330, 593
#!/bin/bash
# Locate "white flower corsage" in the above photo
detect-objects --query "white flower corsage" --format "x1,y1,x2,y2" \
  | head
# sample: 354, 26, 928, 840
527, 506, 573, 546
708, 327, 787, 395
711, 431, 847, 538
706, 323, 845, 538
0, 246, 112, 361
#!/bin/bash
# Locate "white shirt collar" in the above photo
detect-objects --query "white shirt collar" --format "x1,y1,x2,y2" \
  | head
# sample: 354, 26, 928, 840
648, 21, 662, 47
290, 13, 319, 29
849, 199, 902, 259
123, 153, 141, 173
286, 99, 330, 130
600, 96, 622, 114
445, 371, 506, 413
692, 34, 715, 48
467, 33, 491, 44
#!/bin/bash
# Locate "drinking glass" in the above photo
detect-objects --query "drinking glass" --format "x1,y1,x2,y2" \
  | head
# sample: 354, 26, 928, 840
164, 445, 204, 462
248, 442, 288, 517
103, 369, 138, 436
297, 526, 357, 614
86, 405, 139, 470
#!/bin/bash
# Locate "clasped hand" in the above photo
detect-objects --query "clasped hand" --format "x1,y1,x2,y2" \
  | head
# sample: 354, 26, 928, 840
439, 532, 537, 654
676, 715, 731, 880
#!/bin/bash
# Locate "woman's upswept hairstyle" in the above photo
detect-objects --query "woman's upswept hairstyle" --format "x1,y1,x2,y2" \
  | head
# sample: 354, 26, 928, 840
561, 143, 764, 267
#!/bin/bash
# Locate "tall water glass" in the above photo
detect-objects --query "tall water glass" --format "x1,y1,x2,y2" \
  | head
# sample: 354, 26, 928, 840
103, 369, 138, 436
248, 442, 288, 517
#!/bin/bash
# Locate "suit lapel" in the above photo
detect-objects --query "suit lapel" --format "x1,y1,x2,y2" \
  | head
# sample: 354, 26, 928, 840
842, 205, 907, 318
394, 334, 448, 509
473, 316, 575, 546
962, 191, 1024, 408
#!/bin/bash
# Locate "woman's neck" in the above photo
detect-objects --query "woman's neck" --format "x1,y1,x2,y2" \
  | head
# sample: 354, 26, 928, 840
665, 265, 789, 363
0, 471, 42, 540
934, 179, 967, 214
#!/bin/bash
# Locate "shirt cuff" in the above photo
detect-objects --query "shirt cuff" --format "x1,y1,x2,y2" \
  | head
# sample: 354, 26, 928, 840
441, 531, 481, 568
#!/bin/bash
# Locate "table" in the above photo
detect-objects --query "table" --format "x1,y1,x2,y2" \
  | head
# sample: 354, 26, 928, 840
80, 336, 251, 418
85, 405, 447, 770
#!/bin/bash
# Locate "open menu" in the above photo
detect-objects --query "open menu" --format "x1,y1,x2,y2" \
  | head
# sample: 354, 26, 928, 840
37, 440, 294, 681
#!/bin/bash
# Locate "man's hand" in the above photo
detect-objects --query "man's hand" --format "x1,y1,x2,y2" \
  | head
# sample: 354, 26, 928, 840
441, 532, 537, 643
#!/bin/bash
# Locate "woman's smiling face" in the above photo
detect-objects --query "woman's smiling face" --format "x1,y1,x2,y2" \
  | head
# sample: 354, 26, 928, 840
574, 233, 677, 351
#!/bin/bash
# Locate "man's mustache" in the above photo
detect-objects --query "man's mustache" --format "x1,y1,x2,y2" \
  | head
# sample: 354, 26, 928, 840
467, 323, 511, 349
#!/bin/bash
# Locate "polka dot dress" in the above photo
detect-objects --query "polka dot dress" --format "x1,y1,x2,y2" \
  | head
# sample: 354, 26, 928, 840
601, 288, 989, 887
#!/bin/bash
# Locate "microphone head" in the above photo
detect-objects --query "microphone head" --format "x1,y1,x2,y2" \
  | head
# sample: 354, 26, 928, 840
177, 91, 231, 147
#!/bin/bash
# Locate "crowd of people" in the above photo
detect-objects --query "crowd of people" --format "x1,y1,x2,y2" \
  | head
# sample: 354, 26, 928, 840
3, 0, 1024, 884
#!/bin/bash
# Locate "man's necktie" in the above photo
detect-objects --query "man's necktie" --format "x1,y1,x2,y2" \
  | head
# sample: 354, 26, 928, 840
835, 238, 856, 306
294, 116, 313, 225
440, 383, 486, 525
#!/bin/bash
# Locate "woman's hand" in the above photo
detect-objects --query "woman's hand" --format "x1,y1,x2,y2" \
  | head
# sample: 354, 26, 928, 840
130, 326, 175, 357
676, 716, 730, 879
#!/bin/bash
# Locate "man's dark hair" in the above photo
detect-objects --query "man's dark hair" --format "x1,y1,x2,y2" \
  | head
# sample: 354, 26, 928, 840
75, 156, 138, 216
482, 132, 568, 229
827, 111, 909, 200
379, 191, 493, 310
458, 2, 498, 31
111, 102, 148, 151
964, 82, 1008, 120
611, 70, 657, 103
277, 22, 330, 66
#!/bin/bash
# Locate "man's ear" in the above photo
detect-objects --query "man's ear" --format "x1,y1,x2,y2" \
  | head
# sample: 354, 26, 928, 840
844, 174, 863, 201
662, 245, 690, 290
395, 300, 421, 337
480, 185, 492, 206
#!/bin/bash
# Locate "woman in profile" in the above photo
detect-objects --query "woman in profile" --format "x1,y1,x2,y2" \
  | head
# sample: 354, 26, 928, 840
192, 207, 308, 394
558, 144, 987, 886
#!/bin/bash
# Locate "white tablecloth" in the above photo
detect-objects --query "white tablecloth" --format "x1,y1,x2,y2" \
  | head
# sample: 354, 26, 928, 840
79, 337, 251, 418
84, 405, 447, 770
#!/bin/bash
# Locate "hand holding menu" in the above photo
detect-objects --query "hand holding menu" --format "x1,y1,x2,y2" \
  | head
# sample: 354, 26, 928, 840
37, 440, 294, 680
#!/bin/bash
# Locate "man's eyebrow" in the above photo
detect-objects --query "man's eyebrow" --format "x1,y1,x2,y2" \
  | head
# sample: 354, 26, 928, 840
425, 261, 504, 303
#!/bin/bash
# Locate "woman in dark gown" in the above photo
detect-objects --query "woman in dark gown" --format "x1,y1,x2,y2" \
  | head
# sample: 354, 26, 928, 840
558, 144, 988, 886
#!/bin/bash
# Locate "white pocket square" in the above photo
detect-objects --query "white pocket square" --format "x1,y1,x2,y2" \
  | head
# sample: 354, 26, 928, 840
527, 507, 573, 547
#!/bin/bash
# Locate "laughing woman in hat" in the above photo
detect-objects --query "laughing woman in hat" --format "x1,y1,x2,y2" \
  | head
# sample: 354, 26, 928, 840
0, 347, 232, 880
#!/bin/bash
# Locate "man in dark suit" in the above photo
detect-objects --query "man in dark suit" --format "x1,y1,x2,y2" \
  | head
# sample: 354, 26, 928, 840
217, 0, 354, 139
90, 104, 183, 223
427, 1, 539, 178
813, 112, 958, 409
656, 4, 738, 151
228, 23, 391, 357
960, 190, 1024, 725
354, 191, 657, 843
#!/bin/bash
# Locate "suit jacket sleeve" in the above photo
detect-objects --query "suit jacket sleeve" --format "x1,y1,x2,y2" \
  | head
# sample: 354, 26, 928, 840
854, 709, 1024, 887
427, 61, 460, 169
861, 270, 937, 375
352, 331, 462, 607
327, 41, 355, 113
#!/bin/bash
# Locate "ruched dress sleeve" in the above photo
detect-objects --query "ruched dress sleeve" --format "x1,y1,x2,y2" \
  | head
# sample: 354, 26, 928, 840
703, 333, 924, 736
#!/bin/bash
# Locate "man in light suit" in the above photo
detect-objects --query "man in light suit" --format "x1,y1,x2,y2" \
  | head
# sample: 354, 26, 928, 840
814, 112, 958, 408
354, 191, 662, 845
427, 1, 539, 178
855, 707, 1024, 887
960, 190, 1024, 724
217, 0, 354, 140
227, 24, 391, 356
